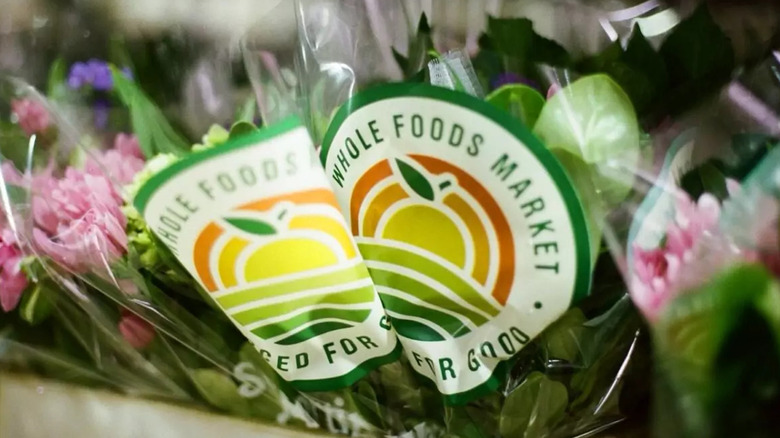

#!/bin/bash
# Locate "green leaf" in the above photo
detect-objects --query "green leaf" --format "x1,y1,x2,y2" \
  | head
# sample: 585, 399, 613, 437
354, 380, 385, 428
622, 27, 669, 97
224, 217, 277, 236
394, 14, 435, 80
2, 183, 27, 205
395, 159, 434, 201
0, 122, 32, 169
533, 74, 640, 206
499, 372, 568, 437
46, 58, 67, 99
657, 264, 780, 387
551, 150, 603, 266
485, 84, 545, 128
660, 4, 735, 86
540, 308, 587, 363
578, 27, 668, 114
228, 121, 258, 140
235, 96, 257, 124
108, 34, 134, 72
19, 281, 54, 325
110, 66, 190, 158
481, 17, 570, 76
577, 41, 622, 72
191, 368, 252, 416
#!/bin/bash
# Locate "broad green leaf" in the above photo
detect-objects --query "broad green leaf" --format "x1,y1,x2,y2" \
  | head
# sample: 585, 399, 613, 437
540, 308, 587, 363
46, 58, 67, 99
396, 159, 435, 201
660, 4, 734, 85
235, 96, 257, 124
482, 17, 570, 75
354, 380, 385, 428
228, 121, 258, 140
224, 217, 277, 236
0, 122, 31, 169
657, 264, 779, 385
19, 281, 53, 325
2, 184, 27, 205
394, 14, 435, 80
499, 372, 568, 438
486, 84, 545, 129
621, 27, 669, 99
111, 66, 189, 158
533, 74, 639, 206
191, 368, 252, 416
551, 149, 602, 266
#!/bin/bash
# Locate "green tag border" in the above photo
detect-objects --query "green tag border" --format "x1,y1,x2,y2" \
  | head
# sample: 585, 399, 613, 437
319, 83, 592, 404
134, 116, 301, 215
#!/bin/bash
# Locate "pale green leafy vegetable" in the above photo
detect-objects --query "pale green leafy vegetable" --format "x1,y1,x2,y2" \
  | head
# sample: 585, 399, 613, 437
533, 74, 639, 206
486, 84, 545, 128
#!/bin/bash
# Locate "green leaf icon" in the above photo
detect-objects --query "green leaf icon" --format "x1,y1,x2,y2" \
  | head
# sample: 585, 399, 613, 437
224, 217, 277, 236
396, 159, 435, 201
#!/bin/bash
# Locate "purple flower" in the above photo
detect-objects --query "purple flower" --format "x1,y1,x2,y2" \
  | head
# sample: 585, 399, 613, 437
67, 62, 91, 89
490, 72, 540, 91
93, 98, 110, 130
67, 59, 132, 92
88, 59, 113, 91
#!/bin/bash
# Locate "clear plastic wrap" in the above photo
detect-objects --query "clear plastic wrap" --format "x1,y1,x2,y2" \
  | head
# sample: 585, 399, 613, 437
615, 52, 780, 438
1, 1, 776, 437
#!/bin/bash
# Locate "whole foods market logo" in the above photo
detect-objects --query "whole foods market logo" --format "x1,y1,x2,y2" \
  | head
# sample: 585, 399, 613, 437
320, 84, 592, 398
351, 155, 512, 341
194, 188, 375, 345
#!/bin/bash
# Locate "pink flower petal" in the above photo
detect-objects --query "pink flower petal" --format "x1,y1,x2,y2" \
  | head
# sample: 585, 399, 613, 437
119, 313, 155, 349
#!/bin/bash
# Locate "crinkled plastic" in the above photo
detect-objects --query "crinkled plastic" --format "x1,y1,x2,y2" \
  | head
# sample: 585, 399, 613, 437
0, 1, 776, 437
615, 51, 780, 438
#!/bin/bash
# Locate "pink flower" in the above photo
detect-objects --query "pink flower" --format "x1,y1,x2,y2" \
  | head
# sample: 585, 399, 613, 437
32, 168, 123, 235
0, 228, 28, 312
546, 84, 560, 100
112, 133, 144, 159
33, 208, 127, 273
118, 312, 155, 349
11, 98, 50, 136
1, 162, 23, 185
31, 166, 128, 273
630, 192, 722, 321
85, 134, 145, 185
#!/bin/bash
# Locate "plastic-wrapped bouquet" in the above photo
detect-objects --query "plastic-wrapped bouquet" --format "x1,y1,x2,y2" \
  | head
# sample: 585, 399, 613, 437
0, 1, 776, 437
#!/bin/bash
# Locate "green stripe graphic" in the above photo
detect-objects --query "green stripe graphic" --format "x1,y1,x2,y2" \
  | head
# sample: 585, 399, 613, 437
390, 317, 445, 341
231, 285, 375, 325
379, 293, 471, 339
218, 263, 371, 309
358, 242, 500, 317
276, 321, 354, 345
368, 267, 489, 326
251, 308, 371, 339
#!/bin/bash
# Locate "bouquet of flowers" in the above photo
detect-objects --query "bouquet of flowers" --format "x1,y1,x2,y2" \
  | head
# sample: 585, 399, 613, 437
0, 0, 777, 437
623, 52, 780, 437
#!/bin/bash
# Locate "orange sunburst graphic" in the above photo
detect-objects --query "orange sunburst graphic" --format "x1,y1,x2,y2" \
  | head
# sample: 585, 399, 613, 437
190, 188, 375, 345
350, 155, 515, 341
